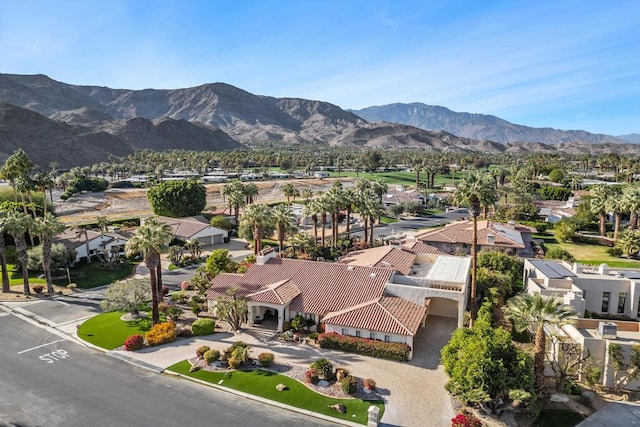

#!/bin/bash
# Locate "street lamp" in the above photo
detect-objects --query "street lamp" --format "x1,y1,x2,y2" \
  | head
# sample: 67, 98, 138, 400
469, 194, 481, 327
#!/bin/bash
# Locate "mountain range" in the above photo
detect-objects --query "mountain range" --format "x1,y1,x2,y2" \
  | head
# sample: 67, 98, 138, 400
0, 73, 638, 169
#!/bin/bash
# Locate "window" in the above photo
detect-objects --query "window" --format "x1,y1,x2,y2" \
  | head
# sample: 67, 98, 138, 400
356, 330, 361, 338
384, 335, 390, 343
618, 292, 627, 314
341, 328, 346, 335
602, 292, 610, 313
370, 332, 376, 340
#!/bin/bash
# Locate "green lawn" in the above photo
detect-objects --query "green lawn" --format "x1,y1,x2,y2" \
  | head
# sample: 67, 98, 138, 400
78, 311, 153, 349
537, 233, 640, 268
379, 215, 398, 224
7, 264, 46, 286
53, 261, 137, 289
327, 170, 462, 188
167, 361, 384, 425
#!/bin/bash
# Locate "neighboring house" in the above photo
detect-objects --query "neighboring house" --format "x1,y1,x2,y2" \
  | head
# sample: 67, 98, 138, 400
524, 259, 640, 319
205, 245, 470, 360
535, 198, 576, 224
56, 228, 129, 264
414, 219, 536, 257
313, 171, 330, 179
381, 186, 426, 208
152, 215, 228, 245
546, 318, 640, 391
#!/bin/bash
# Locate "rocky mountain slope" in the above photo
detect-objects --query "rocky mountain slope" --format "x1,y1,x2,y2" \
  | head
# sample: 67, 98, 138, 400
618, 133, 640, 143
1, 73, 640, 169
351, 102, 627, 144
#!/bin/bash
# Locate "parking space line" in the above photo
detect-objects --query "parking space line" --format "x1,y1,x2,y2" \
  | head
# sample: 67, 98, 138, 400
18, 339, 66, 354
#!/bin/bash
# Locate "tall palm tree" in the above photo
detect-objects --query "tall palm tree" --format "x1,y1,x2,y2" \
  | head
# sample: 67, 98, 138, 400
506, 293, 575, 393
301, 188, 313, 203
0, 210, 11, 293
621, 184, 640, 231
240, 204, 273, 255
272, 204, 296, 255
33, 214, 66, 295
303, 199, 320, 245
227, 189, 246, 225
4, 210, 33, 295
282, 183, 298, 206
590, 185, 609, 237
605, 187, 624, 241
325, 182, 346, 247
243, 182, 260, 205
125, 217, 173, 325
453, 171, 497, 326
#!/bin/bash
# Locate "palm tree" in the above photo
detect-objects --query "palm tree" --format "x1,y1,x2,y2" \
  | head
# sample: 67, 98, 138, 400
590, 185, 609, 237
243, 182, 259, 205
33, 214, 66, 295
605, 187, 624, 241
615, 230, 640, 258
302, 200, 320, 245
453, 171, 497, 326
227, 189, 246, 225
272, 204, 296, 255
125, 217, 173, 325
621, 184, 640, 230
301, 188, 313, 202
4, 210, 33, 295
325, 182, 346, 247
282, 183, 298, 206
240, 204, 273, 255
0, 210, 11, 293
506, 293, 575, 393
75, 225, 93, 263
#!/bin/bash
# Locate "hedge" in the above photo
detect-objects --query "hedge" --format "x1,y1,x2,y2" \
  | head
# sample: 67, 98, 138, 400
318, 332, 411, 362
146, 322, 177, 346
192, 318, 216, 336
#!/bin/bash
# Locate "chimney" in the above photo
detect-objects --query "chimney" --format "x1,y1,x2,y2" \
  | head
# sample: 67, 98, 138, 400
256, 247, 276, 265
507, 220, 516, 229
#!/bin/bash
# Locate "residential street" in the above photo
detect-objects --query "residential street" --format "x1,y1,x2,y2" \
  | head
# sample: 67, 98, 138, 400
0, 306, 335, 427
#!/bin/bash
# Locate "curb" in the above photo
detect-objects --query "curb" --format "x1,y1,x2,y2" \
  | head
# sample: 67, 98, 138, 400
164, 369, 365, 427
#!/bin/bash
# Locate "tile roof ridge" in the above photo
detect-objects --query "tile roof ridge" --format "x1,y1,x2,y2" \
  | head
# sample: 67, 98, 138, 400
378, 296, 413, 335
322, 298, 380, 321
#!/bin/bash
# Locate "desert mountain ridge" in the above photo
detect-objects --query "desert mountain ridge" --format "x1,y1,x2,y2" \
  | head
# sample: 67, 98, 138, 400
1, 73, 639, 168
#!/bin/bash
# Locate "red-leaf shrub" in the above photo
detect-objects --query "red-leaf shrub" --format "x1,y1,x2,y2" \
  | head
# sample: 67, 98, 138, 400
305, 368, 319, 384
162, 286, 169, 295
258, 352, 275, 367
124, 334, 145, 351
451, 412, 483, 427
196, 345, 210, 357
317, 332, 411, 361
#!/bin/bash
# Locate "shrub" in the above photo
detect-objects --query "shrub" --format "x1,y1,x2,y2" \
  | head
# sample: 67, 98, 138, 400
309, 332, 319, 342
310, 358, 334, 380
33, 285, 44, 294
169, 291, 189, 303
191, 318, 216, 336
305, 368, 319, 384
340, 375, 358, 394
584, 365, 602, 388
608, 247, 623, 257
196, 345, 211, 358
145, 322, 177, 346
290, 315, 306, 331
318, 332, 411, 362
203, 349, 221, 364
228, 356, 241, 369
363, 378, 376, 390
124, 334, 145, 351
451, 412, 483, 427
258, 352, 275, 367
180, 281, 193, 291
162, 286, 169, 296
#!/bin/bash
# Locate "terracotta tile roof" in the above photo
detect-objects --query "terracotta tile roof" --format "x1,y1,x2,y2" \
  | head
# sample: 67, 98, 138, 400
155, 215, 224, 240
414, 220, 534, 249
339, 246, 416, 275
322, 296, 426, 336
247, 279, 301, 305
205, 258, 391, 316
403, 240, 450, 255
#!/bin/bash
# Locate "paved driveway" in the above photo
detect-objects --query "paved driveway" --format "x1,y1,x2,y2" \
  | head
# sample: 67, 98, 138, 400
111, 315, 458, 427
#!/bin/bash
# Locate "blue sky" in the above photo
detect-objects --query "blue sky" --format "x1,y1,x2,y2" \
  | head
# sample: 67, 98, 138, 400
1, 0, 639, 135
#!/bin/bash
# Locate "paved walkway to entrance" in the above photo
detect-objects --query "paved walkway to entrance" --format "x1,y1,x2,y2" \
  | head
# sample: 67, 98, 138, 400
72, 316, 456, 426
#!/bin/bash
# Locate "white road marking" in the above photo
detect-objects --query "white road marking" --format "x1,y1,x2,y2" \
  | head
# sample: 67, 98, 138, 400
18, 338, 66, 354
54, 299, 69, 306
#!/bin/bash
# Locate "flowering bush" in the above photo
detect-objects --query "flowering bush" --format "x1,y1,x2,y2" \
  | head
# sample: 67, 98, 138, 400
318, 332, 411, 361
451, 412, 483, 427
363, 378, 376, 390
196, 345, 210, 357
305, 368, 319, 384
203, 349, 220, 364
124, 334, 145, 351
145, 322, 177, 346
258, 352, 275, 367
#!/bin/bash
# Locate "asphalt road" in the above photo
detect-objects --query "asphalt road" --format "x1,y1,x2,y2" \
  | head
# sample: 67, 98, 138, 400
0, 308, 334, 427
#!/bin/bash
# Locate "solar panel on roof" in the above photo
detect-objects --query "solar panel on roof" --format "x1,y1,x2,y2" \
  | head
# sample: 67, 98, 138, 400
530, 259, 576, 278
